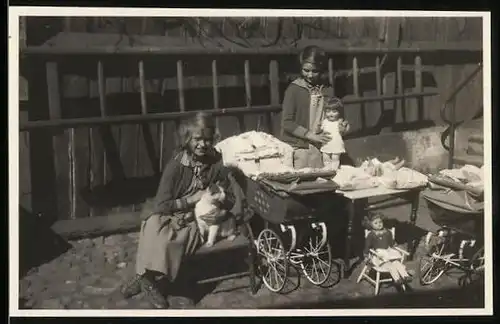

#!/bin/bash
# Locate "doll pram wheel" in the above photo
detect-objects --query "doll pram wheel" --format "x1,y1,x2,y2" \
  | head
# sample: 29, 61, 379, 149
256, 228, 289, 293
297, 222, 332, 286
419, 239, 448, 285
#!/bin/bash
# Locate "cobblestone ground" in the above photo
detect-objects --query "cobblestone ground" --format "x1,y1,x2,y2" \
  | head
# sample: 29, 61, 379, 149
18, 201, 485, 309
18, 233, 484, 310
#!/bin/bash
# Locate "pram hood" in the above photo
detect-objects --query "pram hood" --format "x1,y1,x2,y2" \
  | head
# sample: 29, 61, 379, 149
422, 188, 484, 214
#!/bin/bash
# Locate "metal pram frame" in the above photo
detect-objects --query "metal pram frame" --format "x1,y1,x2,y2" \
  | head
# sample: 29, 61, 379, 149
244, 177, 339, 293
418, 189, 485, 287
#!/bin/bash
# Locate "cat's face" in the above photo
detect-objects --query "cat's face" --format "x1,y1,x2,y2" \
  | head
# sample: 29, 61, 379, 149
203, 184, 225, 203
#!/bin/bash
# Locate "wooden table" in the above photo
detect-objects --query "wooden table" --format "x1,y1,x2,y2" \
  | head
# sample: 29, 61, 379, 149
336, 186, 423, 277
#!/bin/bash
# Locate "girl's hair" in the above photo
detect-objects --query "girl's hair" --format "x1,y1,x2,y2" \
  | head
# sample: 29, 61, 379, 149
299, 45, 328, 70
177, 112, 219, 151
362, 212, 385, 230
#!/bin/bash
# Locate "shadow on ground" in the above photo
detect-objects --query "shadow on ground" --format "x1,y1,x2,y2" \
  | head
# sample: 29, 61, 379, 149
260, 278, 485, 309
19, 206, 72, 278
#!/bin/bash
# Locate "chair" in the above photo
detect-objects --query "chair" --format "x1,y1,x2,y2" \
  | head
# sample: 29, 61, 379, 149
356, 227, 410, 295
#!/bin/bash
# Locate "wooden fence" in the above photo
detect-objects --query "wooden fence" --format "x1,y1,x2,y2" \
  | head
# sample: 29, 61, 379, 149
18, 44, 483, 237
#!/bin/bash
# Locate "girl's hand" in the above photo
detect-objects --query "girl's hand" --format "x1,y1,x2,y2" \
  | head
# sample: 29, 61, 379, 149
307, 131, 332, 145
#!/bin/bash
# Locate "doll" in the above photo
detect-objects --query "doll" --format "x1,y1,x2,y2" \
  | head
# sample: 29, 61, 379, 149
363, 212, 413, 285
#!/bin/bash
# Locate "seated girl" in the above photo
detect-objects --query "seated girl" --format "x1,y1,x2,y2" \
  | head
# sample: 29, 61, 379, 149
120, 112, 245, 309
363, 212, 413, 285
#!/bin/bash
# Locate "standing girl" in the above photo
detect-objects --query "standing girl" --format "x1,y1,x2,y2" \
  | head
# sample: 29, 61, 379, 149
281, 45, 350, 169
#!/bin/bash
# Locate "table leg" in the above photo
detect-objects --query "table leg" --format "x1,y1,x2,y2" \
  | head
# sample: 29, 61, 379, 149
344, 199, 356, 277
408, 191, 420, 260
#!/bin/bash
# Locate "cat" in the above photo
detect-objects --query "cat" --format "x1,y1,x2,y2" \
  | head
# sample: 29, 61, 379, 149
194, 183, 237, 247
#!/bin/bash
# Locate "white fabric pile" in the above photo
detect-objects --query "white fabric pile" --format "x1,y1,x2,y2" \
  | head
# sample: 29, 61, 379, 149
439, 164, 484, 191
333, 157, 428, 191
215, 131, 295, 177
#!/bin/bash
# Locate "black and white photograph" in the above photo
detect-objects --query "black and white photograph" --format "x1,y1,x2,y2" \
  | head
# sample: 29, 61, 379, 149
9, 8, 492, 316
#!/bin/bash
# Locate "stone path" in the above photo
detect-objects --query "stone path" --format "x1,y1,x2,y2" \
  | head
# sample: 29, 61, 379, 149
18, 231, 484, 310
18, 199, 485, 310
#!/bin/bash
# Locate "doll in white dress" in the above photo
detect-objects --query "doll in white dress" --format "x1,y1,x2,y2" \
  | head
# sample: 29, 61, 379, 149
317, 97, 350, 170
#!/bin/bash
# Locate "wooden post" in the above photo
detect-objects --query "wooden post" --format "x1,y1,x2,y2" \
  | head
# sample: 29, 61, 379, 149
176, 60, 185, 112
352, 56, 365, 130
46, 61, 71, 220
396, 56, 406, 124
375, 56, 384, 119
268, 60, 280, 135
328, 58, 335, 96
414, 55, 424, 121
97, 61, 108, 117
211, 59, 220, 132
241, 59, 252, 133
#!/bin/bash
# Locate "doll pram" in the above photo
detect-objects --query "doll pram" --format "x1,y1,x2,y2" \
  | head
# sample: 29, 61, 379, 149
418, 187, 484, 286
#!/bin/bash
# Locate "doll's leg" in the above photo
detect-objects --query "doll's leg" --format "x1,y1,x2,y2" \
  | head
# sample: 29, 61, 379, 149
330, 154, 340, 170
393, 261, 411, 279
387, 263, 402, 283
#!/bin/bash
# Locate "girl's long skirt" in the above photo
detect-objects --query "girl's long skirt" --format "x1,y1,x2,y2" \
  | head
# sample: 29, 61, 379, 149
135, 214, 202, 283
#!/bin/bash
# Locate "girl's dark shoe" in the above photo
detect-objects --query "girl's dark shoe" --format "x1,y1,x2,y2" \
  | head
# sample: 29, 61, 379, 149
120, 274, 143, 299
140, 276, 169, 309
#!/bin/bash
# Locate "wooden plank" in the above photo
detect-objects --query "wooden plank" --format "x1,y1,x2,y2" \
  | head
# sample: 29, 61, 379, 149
46, 61, 71, 220
20, 92, 440, 132
176, 60, 185, 112
139, 60, 148, 115
97, 61, 108, 117
414, 55, 424, 122
51, 212, 142, 240
395, 56, 406, 124
268, 60, 280, 135
70, 128, 91, 218
328, 58, 335, 95
352, 56, 366, 130
241, 59, 252, 133
375, 56, 385, 131
89, 126, 106, 217
22, 39, 483, 56
212, 59, 220, 131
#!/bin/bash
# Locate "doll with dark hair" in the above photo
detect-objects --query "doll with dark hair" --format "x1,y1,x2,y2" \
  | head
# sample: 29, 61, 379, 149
363, 212, 413, 285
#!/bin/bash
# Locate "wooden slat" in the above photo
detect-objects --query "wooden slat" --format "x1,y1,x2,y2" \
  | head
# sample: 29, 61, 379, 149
240, 60, 252, 133
328, 58, 335, 95
352, 56, 366, 130
20, 92, 439, 132
139, 60, 148, 115
46, 62, 71, 219
176, 60, 185, 112
22, 40, 484, 56
268, 60, 280, 135
46, 62, 62, 119
396, 56, 406, 124
211, 59, 220, 132
97, 61, 108, 117
375, 56, 383, 112
70, 128, 91, 218
414, 55, 424, 121
159, 121, 165, 171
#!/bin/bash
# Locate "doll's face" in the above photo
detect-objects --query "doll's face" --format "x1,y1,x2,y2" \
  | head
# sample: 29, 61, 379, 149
325, 108, 340, 121
371, 217, 384, 231
300, 62, 322, 86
